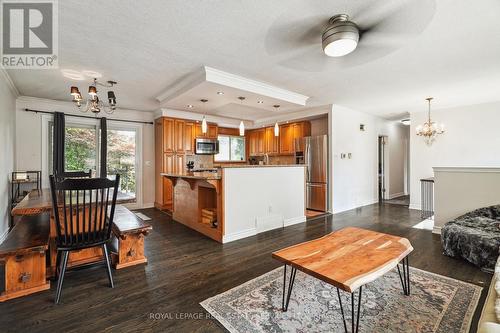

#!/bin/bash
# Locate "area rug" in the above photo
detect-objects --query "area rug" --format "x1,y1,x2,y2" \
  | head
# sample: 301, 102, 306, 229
201, 266, 482, 333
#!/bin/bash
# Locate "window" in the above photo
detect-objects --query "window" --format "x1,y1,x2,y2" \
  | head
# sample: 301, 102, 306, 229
107, 128, 137, 198
214, 135, 245, 162
48, 122, 98, 174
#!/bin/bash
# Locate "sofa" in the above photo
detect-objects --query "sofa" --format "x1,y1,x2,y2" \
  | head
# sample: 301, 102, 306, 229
441, 205, 500, 272
478, 256, 500, 333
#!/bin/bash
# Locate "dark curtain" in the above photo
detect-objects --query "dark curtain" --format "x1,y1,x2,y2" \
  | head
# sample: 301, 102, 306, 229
100, 117, 107, 178
52, 112, 65, 176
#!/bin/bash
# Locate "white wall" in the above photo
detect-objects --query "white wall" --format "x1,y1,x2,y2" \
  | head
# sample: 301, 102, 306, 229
223, 166, 305, 242
434, 167, 500, 233
0, 71, 17, 241
330, 105, 407, 213
410, 101, 500, 210
15, 96, 156, 208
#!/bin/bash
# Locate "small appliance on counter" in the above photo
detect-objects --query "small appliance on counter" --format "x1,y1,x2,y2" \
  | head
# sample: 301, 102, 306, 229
186, 161, 195, 171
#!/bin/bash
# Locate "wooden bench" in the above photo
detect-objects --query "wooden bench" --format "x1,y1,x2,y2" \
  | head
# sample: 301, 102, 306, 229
0, 213, 50, 302
110, 205, 152, 269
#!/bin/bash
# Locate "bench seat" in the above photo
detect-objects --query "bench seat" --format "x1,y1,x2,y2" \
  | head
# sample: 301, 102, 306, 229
110, 205, 152, 269
0, 213, 50, 302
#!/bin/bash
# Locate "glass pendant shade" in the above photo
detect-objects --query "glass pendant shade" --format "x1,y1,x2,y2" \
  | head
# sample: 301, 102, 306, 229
239, 121, 245, 136
201, 116, 208, 134
274, 122, 279, 137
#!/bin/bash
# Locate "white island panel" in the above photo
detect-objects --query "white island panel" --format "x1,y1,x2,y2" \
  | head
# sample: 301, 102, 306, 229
223, 166, 306, 243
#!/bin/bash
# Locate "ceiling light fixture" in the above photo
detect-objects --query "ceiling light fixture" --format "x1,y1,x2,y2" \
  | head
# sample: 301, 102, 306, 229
416, 97, 445, 145
322, 14, 359, 57
257, 100, 264, 104
200, 99, 208, 134
401, 119, 411, 126
187, 104, 194, 108
238, 96, 246, 136
70, 78, 117, 114
217, 91, 224, 95
273, 105, 280, 137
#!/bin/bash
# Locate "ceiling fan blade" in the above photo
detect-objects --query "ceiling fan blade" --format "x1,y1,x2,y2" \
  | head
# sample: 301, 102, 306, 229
264, 14, 328, 56
278, 44, 331, 73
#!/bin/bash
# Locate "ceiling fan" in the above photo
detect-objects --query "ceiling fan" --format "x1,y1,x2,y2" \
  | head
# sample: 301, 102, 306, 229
264, 0, 436, 72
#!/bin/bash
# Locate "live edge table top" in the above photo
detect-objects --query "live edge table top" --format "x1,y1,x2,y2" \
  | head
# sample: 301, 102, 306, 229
272, 227, 413, 293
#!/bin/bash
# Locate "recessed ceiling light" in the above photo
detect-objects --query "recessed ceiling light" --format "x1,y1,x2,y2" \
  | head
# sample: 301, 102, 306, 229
187, 104, 194, 108
401, 119, 411, 126
217, 91, 224, 95
257, 100, 264, 104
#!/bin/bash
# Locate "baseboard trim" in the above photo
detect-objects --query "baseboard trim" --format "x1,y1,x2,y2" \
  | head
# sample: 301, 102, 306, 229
223, 228, 257, 243
334, 200, 379, 214
0, 228, 9, 245
408, 203, 421, 211
432, 226, 442, 235
141, 203, 155, 209
284, 216, 306, 227
388, 192, 405, 200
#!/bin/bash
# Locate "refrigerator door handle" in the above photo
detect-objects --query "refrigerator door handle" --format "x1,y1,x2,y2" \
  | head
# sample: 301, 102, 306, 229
305, 140, 311, 182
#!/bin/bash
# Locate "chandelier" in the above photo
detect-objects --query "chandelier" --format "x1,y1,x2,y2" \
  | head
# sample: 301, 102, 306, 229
70, 78, 117, 114
416, 97, 445, 145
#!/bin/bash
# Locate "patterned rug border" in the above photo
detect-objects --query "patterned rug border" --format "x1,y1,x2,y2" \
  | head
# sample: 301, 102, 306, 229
200, 265, 483, 333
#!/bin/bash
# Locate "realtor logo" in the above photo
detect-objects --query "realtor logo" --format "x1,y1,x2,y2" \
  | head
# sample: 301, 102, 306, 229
1, 0, 58, 68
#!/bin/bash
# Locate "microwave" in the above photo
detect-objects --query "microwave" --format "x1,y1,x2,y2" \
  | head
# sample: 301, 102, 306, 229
195, 138, 219, 155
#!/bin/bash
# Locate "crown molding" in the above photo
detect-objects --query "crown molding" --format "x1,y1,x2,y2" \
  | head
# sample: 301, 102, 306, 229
155, 66, 310, 107
0, 66, 20, 97
204, 66, 309, 106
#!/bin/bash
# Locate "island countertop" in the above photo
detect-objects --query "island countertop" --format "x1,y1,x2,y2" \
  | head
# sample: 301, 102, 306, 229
220, 164, 306, 168
160, 172, 221, 180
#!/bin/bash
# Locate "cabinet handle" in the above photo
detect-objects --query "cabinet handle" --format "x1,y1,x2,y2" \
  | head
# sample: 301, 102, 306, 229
19, 273, 32, 283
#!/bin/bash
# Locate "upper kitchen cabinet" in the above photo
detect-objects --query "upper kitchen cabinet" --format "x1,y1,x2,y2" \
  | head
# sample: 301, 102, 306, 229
174, 119, 185, 153
195, 123, 218, 139
248, 128, 265, 156
163, 118, 175, 153
265, 127, 279, 155
280, 121, 311, 155
183, 122, 195, 154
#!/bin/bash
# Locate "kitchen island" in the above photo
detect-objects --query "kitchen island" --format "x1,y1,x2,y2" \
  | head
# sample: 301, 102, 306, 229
161, 165, 306, 243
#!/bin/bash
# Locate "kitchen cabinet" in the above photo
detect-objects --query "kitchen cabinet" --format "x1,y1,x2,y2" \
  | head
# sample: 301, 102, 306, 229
279, 124, 294, 154
248, 130, 263, 156
183, 122, 195, 154
163, 118, 175, 153
155, 116, 216, 211
174, 119, 185, 153
265, 127, 279, 155
195, 123, 218, 139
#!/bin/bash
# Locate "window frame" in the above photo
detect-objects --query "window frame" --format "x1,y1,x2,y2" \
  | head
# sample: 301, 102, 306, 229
42, 115, 143, 209
214, 134, 246, 163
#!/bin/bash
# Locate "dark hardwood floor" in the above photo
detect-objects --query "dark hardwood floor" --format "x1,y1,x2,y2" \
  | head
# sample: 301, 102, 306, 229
0, 204, 491, 332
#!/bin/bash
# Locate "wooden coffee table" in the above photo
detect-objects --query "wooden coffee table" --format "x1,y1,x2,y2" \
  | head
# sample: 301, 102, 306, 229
272, 227, 413, 333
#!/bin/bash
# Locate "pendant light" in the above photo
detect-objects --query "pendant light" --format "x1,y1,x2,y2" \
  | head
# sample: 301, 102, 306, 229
273, 105, 280, 137
200, 99, 208, 134
238, 96, 246, 136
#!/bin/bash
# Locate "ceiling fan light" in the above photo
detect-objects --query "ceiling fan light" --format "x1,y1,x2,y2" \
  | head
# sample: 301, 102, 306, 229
322, 15, 359, 57
239, 121, 245, 136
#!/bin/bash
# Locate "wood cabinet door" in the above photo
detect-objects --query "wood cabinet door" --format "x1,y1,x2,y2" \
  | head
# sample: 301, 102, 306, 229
247, 130, 256, 156
279, 124, 293, 154
174, 154, 185, 174
257, 129, 265, 155
195, 123, 205, 138
265, 127, 279, 154
163, 153, 174, 173
163, 118, 175, 153
184, 122, 195, 154
174, 120, 185, 153
155, 118, 163, 205
207, 125, 218, 139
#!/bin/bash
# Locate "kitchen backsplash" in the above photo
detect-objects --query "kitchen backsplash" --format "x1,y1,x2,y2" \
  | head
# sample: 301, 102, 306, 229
186, 154, 214, 169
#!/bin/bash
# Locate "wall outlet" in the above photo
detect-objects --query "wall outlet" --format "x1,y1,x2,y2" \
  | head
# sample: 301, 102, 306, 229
348, 153, 352, 159
145, 160, 152, 167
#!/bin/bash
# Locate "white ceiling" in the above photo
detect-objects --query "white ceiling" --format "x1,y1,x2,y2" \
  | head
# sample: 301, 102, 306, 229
6, 0, 500, 120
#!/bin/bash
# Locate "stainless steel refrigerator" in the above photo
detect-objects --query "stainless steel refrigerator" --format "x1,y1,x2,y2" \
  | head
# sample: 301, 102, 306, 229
295, 135, 328, 212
